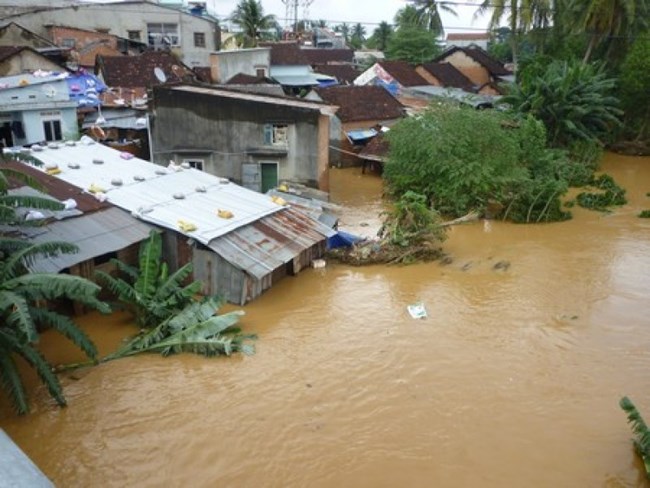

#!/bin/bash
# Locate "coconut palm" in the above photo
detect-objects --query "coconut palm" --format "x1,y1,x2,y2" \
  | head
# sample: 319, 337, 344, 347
370, 21, 394, 51
229, 0, 277, 48
394, 5, 421, 29
408, 0, 457, 35
334, 23, 350, 43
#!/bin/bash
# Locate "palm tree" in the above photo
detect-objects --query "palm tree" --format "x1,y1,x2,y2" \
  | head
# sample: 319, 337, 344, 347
394, 5, 420, 29
350, 23, 367, 49
334, 23, 351, 43
371, 21, 394, 51
230, 0, 277, 48
408, 0, 457, 35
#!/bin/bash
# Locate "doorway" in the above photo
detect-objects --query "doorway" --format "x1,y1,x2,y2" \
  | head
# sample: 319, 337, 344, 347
260, 162, 278, 193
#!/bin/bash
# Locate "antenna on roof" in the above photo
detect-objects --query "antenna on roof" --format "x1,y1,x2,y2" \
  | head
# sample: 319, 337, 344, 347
154, 66, 167, 84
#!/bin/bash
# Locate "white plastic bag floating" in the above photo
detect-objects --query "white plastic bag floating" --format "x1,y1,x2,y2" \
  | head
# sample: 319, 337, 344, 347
25, 210, 45, 221
407, 302, 427, 319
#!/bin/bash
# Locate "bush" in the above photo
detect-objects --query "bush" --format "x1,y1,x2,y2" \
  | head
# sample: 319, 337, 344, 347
638, 210, 650, 218
576, 174, 627, 211
384, 103, 572, 222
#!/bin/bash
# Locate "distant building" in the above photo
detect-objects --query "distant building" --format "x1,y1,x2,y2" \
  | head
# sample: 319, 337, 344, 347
446, 32, 490, 51
354, 60, 429, 96
434, 45, 511, 88
209, 48, 271, 84
415, 62, 475, 92
0, 0, 220, 67
0, 46, 64, 77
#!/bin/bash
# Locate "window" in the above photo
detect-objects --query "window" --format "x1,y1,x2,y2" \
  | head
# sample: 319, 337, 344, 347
127, 30, 141, 41
183, 159, 204, 171
60, 38, 75, 48
255, 67, 267, 78
264, 124, 288, 147
193, 32, 205, 48
43, 120, 62, 142
147, 23, 180, 47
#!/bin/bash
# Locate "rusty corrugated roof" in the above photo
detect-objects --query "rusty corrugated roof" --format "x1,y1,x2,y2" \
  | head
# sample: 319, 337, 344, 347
208, 206, 334, 279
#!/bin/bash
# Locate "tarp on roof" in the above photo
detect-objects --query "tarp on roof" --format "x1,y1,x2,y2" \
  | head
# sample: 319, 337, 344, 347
66, 71, 107, 107
208, 206, 334, 279
347, 128, 377, 144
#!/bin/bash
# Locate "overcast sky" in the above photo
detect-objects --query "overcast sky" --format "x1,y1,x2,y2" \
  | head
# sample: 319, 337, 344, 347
208, 0, 490, 33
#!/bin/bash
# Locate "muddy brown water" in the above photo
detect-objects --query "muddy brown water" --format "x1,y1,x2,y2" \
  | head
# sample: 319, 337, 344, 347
1, 153, 650, 487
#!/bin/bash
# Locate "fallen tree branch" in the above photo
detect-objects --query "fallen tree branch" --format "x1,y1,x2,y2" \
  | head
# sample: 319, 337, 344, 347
440, 210, 480, 227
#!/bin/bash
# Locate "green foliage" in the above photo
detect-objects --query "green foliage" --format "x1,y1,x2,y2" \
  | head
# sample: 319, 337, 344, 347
638, 210, 650, 218
229, 0, 277, 47
96, 231, 201, 329
385, 26, 440, 64
104, 298, 254, 361
404, 0, 457, 35
367, 21, 394, 51
488, 41, 513, 63
503, 59, 622, 147
576, 174, 627, 211
378, 191, 447, 247
620, 396, 650, 478
619, 36, 650, 140
384, 103, 572, 223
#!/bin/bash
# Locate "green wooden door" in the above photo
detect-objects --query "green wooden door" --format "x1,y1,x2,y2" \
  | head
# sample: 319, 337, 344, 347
260, 162, 278, 193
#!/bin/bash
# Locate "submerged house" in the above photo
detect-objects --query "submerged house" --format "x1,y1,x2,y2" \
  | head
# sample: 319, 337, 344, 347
14, 137, 334, 304
151, 85, 337, 192
433, 45, 511, 92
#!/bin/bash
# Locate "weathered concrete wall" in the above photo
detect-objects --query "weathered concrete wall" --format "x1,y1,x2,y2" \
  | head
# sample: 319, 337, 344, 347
209, 48, 270, 83
440, 51, 490, 86
0, 50, 62, 76
152, 88, 325, 189
415, 66, 442, 87
1, 3, 219, 67
0, 22, 53, 48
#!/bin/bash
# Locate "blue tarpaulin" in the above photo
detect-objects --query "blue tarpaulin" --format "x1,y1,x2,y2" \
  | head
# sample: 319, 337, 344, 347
346, 128, 378, 145
327, 230, 363, 249
66, 71, 107, 107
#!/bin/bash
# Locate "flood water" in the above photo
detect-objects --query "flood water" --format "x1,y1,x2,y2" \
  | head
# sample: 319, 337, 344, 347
2, 153, 650, 487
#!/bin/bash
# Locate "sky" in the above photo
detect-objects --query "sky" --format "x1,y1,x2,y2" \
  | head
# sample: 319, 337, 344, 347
208, 0, 491, 34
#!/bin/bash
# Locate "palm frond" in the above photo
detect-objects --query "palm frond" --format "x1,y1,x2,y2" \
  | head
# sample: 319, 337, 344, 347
620, 396, 650, 477
0, 290, 37, 342
2, 241, 79, 279
29, 307, 98, 360
14, 342, 66, 407
0, 344, 29, 414
134, 231, 162, 300
108, 258, 139, 281
95, 270, 138, 303
0, 194, 64, 212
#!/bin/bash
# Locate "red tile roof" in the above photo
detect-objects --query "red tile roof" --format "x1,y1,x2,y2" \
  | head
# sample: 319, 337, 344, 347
379, 60, 429, 87
312, 64, 359, 84
315, 85, 405, 123
419, 62, 475, 91
259, 42, 309, 65
96, 51, 195, 88
301, 48, 354, 65
436, 46, 511, 77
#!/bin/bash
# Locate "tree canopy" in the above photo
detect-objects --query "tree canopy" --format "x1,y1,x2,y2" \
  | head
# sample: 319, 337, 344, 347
229, 0, 277, 47
385, 26, 440, 64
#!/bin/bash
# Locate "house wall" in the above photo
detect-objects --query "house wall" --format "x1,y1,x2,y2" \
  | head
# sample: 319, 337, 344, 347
0, 51, 63, 76
209, 48, 270, 83
1, 3, 219, 67
446, 39, 489, 50
0, 23, 53, 48
414, 67, 442, 87
152, 88, 328, 190
49, 26, 118, 51
478, 84, 500, 96
439, 52, 490, 86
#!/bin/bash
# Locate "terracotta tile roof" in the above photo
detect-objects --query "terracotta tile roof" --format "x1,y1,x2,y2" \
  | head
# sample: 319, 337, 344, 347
312, 64, 359, 84
359, 133, 390, 162
226, 73, 275, 85
436, 46, 511, 77
378, 60, 429, 87
315, 85, 405, 123
193, 66, 212, 83
0, 45, 26, 62
259, 42, 309, 65
3, 160, 109, 213
419, 62, 474, 91
97, 51, 195, 88
301, 48, 354, 65
447, 32, 490, 41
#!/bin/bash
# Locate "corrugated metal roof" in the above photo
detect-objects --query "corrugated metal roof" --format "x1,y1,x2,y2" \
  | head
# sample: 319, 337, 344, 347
208, 206, 335, 279
27, 207, 154, 273
11, 137, 283, 245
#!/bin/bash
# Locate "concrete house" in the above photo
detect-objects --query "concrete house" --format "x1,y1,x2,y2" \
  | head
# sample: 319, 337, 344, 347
151, 85, 337, 192
0, 0, 220, 67
353, 60, 429, 95
260, 42, 336, 93
0, 72, 77, 147
309, 85, 405, 166
0, 45, 64, 76
433, 45, 511, 91
16, 137, 334, 304
0, 22, 55, 49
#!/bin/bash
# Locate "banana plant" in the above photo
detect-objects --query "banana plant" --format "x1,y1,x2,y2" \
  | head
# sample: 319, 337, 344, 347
620, 396, 650, 478
96, 230, 201, 329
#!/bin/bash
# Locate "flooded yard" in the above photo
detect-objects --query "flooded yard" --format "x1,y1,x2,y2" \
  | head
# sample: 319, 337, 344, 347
1, 153, 650, 487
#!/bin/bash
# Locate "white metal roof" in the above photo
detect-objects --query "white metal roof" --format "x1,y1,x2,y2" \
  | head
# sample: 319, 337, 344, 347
17, 137, 283, 245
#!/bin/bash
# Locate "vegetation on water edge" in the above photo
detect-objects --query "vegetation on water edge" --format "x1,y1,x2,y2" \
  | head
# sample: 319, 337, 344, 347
620, 396, 650, 478
575, 174, 627, 211
638, 210, 650, 218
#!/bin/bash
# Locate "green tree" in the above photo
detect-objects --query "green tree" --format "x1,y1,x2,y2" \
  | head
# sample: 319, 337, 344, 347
96, 230, 201, 330
0, 165, 109, 414
385, 26, 440, 64
394, 5, 420, 29
349, 23, 367, 49
368, 21, 394, 51
229, 0, 277, 47
334, 23, 350, 43
408, 0, 457, 35
503, 59, 622, 147
619, 35, 650, 139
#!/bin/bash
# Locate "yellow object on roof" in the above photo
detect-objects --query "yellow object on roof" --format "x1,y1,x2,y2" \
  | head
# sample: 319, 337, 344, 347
217, 209, 234, 219
178, 219, 197, 232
